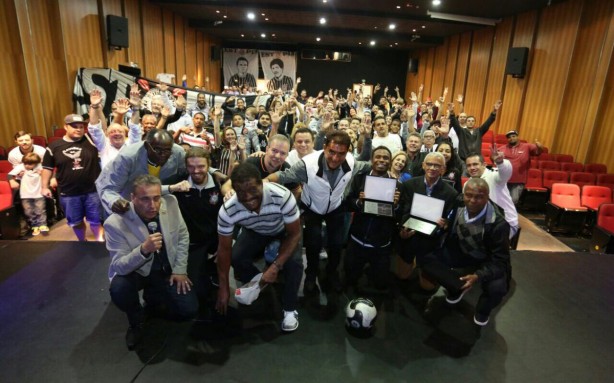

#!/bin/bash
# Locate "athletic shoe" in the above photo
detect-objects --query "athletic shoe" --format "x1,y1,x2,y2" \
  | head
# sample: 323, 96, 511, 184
39, 225, 50, 234
281, 310, 299, 332
474, 312, 490, 326
445, 287, 470, 304
31, 227, 40, 236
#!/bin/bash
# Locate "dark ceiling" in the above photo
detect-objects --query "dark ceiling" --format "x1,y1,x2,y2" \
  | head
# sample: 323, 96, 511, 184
154, 0, 565, 51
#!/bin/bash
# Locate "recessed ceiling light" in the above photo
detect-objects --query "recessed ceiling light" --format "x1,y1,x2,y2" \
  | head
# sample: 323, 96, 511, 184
223, 15, 227, 18
261, 33, 266, 38
359, 42, 362, 45
389, 24, 396, 30
422, 25, 426, 28
432, 0, 441, 6
320, 17, 326, 24
216, 10, 220, 13
272, 34, 276, 37
412, 28, 416, 32
396, 5, 401, 9
395, 42, 398, 45
316, 37, 321, 41
247, 12, 255, 20
241, 34, 244, 37
323, 0, 327, 3
370, 40, 376, 46
265, 18, 269, 21
261, 13, 265, 16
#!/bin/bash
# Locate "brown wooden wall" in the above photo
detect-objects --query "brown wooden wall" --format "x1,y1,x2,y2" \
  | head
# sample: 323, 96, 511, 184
406, 0, 614, 171
0, 0, 221, 148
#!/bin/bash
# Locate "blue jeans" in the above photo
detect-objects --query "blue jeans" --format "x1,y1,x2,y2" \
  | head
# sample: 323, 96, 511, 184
59, 192, 102, 227
231, 228, 303, 311
109, 270, 198, 326
21, 198, 47, 227
302, 206, 346, 284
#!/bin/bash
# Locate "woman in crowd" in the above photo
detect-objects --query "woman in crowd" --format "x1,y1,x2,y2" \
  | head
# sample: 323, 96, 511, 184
436, 141, 463, 193
389, 151, 412, 183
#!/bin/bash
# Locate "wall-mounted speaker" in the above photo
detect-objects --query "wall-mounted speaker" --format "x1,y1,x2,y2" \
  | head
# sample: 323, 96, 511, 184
211, 46, 221, 61
505, 47, 529, 78
107, 15, 129, 49
408, 58, 419, 74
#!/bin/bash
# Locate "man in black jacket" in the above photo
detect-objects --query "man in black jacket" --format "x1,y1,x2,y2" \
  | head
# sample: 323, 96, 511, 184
344, 146, 403, 291
421, 177, 511, 326
447, 100, 502, 161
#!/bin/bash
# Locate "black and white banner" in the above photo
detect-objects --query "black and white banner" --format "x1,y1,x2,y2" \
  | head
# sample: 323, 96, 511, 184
259, 50, 296, 93
222, 48, 259, 90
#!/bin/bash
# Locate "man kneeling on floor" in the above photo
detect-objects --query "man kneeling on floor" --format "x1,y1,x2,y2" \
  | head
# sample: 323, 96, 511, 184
105, 175, 198, 350
216, 162, 303, 332
421, 177, 511, 326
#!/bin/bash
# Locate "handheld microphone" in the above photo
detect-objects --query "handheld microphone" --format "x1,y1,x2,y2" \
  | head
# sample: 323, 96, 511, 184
147, 221, 162, 254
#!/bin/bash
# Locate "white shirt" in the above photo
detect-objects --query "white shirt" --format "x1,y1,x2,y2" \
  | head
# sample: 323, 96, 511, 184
372, 133, 402, 154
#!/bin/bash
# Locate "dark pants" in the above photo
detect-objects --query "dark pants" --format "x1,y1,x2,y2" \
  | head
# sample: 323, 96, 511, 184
187, 241, 218, 300
345, 238, 392, 290
231, 228, 303, 312
421, 247, 509, 317
303, 206, 346, 285
109, 270, 198, 327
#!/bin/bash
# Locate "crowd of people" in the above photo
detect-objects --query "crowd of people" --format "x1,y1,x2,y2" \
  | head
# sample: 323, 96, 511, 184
5, 78, 542, 350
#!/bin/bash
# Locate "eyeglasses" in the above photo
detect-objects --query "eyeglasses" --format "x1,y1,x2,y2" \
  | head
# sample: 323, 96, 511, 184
424, 162, 443, 169
147, 142, 172, 156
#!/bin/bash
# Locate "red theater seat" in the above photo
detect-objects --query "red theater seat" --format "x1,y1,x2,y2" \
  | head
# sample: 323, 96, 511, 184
569, 172, 596, 189
584, 163, 607, 174
591, 204, 614, 254
554, 154, 574, 163
561, 162, 583, 173
542, 170, 568, 190
545, 183, 587, 234
538, 160, 560, 171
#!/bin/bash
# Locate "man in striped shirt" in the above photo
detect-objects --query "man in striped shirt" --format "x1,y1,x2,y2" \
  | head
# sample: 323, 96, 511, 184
216, 162, 303, 332
266, 58, 294, 93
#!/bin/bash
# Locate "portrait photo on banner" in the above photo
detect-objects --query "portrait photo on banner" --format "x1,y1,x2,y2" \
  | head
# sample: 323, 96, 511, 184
259, 50, 296, 93
223, 49, 259, 90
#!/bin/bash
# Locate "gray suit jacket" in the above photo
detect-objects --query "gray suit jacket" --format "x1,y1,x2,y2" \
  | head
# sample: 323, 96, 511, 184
104, 195, 189, 280
96, 141, 186, 215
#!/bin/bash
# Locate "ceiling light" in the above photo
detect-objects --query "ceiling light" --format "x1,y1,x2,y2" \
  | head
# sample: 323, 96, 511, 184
241, 34, 244, 37
422, 25, 425, 28
265, 18, 269, 21
272, 34, 276, 37
427, 10, 500, 26
359, 42, 362, 45
370, 40, 376, 46
389, 24, 396, 30
247, 12, 255, 20
216, 10, 220, 13
261, 13, 265, 16
397, 5, 401, 9
223, 15, 227, 19
432, 0, 441, 5
320, 17, 326, 24
412, 29, 416, 32
317, 37, 321, 41
261, 33, 266, 38
323, 0, 327, 3
395, 42, 398, 45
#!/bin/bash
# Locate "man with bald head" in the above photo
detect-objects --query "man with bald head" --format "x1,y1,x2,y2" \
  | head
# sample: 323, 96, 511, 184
421, 177, 511, 327
96, 129, 187, 216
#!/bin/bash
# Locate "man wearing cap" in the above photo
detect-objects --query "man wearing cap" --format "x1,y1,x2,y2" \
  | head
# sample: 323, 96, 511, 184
42, 113, 103, 241
499, 130, 543, 204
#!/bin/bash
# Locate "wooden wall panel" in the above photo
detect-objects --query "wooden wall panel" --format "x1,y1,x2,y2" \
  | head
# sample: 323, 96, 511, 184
25, 0, 72, 134
163, 12, 176, 81
554, 0, 613, 160
185, 27, 197, 88
421, 48, 434, 98
196, 32, 205, 88
430, 40, 449, 98
101, 0, 127, 71
0, 1, 35, 144
519, 0, 583, 149
584, 1, 614, 170
141, 1, 164, 78
453, 32, 472, 103
444, 35, 460, 99
203, 36, 214, 91
483, 17, 513, 134
174, 14, 186, 86
499, 10, 538, 138
124, 0, 144, 68
59, 0, 105, 83
464, 28, 493, 121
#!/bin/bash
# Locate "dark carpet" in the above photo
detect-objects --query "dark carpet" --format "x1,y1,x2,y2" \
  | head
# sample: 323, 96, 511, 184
0, 241, 613, 382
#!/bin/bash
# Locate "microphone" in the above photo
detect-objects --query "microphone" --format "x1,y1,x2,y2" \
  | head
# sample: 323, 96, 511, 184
147, 221, 162, 255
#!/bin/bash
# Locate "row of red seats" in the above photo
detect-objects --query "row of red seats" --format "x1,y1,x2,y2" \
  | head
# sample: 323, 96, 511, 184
526, 169, 614, 193
532, 160, 608, 173
592, 203, 614, 253
0, 128, 69, 160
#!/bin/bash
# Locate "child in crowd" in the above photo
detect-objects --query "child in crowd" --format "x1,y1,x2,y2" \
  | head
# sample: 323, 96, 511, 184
9, 152, 48, 236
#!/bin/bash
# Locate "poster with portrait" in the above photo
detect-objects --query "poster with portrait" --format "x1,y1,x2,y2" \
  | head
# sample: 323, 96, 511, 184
259, 50, 296, 94
223, 49, 259, 90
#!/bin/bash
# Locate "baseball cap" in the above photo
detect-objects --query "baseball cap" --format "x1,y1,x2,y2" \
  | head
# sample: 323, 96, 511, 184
234, 273, 266, 305
64, 114, 86, 126
505, 130, 518, 137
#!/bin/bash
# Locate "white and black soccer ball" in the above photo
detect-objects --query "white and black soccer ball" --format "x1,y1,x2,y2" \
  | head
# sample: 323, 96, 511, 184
345, 298, 377, 330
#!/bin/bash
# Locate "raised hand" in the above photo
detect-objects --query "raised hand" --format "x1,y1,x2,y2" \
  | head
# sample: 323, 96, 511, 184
115, 98, 130, 114
237, 136, 246, 151
161, 105, 171, 118
457, 94, 464, 103
175, 95, 187, 110
213, 105, 222, 118
395, 86, 400, 93
494, 100, 503, 111
129, 84, 141, 107
418, 84, 424, 92
90, 89, 103, 107
271, 111, 282, 125
411, 92, 417, 102
296, 77, 301, 84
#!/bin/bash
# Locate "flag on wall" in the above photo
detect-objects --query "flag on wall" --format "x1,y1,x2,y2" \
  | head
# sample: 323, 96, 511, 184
259, 50, 296, 93
223, 49, 259, 90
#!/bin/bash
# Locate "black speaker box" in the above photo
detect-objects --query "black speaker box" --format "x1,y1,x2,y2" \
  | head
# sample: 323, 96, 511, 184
408, 58, 419, 73
211, 46, 221, 61
107, 15, 129, 48
505, 47, 529, 78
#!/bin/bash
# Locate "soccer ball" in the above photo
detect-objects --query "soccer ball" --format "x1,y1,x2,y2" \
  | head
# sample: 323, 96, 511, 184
345, 298, 377, 330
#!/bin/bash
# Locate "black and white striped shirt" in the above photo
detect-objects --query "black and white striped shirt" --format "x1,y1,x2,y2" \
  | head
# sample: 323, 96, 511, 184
217, 182, 299, 236
266, 76, 294, 92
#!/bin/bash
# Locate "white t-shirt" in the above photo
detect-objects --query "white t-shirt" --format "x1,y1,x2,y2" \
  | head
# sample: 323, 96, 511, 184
372, 133, 402, 154
9, 164, 43, 199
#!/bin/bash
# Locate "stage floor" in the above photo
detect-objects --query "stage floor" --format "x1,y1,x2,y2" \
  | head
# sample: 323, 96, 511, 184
0, 241, 612, 382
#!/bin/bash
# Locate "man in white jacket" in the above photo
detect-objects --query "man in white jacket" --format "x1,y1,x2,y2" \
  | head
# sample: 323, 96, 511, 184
465, 151, 519, 239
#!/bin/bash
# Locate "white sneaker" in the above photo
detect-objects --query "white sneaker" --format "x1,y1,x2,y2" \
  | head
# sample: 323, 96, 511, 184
281, 310, 299, 332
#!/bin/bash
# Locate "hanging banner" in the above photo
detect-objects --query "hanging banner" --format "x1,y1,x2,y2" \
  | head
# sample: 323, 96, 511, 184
259, 50, 296, 93
223, 48, 259, 91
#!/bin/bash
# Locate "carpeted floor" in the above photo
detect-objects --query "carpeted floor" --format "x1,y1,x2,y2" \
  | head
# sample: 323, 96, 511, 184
0, 241, 613, 382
